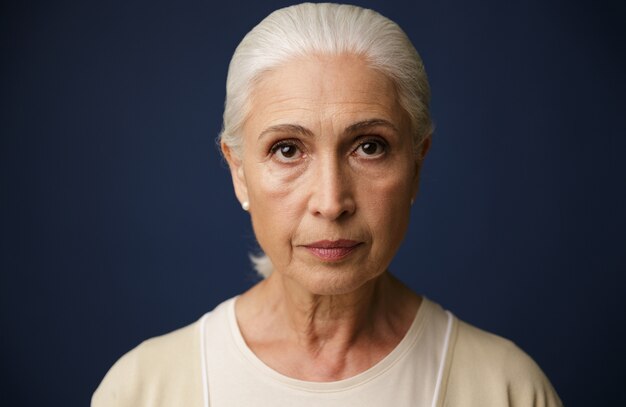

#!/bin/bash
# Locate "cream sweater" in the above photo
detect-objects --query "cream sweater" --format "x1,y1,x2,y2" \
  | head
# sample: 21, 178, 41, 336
92, 297, 562, 406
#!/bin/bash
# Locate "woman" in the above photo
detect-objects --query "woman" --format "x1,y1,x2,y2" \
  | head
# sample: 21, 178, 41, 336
93, 4, 562, 406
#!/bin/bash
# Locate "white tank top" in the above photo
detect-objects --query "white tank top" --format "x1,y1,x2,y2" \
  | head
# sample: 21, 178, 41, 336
199, 296, 453, 407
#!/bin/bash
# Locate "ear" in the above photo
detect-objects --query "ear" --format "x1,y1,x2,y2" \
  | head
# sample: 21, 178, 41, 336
221, 142, 249, 208
411, 135, 432, 200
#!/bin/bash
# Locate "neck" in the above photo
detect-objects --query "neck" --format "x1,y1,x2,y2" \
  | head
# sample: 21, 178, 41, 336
236, 270, 419, 358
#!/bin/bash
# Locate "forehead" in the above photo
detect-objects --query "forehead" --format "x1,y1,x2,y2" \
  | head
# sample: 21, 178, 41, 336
245, 54, 408, 132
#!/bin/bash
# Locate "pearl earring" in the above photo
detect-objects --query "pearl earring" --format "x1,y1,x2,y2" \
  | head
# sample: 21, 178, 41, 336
410, 198, 415, 205
241, 201, 250, 211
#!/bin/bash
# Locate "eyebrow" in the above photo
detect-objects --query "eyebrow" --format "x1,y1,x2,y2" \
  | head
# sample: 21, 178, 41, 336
345, 119, 399, 135
258, 124, 314, 140
258, 119, 398, 140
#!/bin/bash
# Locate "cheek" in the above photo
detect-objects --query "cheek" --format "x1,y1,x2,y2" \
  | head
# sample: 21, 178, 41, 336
249, 164, 306, 218
246, 164, 306, 256
358, 166, 414, 251
359, 157, 414, 210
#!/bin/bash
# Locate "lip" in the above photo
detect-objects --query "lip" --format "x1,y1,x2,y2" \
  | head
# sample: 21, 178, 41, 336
301, 240, 362, 262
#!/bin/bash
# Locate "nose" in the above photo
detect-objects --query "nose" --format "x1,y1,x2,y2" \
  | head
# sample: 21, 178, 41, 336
308, 157, 356, 220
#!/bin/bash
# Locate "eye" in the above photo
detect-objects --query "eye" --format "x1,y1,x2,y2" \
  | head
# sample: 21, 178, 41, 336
354, 139, 387, 158
270, 140, 304, 163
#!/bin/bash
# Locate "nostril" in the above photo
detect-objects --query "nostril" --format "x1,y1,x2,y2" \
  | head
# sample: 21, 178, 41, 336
310, 192, 356, 220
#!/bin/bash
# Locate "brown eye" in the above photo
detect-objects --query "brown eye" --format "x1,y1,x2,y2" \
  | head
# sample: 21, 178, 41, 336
361, 142, 379, 155
355, 139, 386, 158
279, 145, 298, 158
270, 140, 304, 163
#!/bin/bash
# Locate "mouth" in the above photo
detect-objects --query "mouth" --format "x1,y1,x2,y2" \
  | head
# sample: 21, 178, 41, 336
301, 239, 362, 262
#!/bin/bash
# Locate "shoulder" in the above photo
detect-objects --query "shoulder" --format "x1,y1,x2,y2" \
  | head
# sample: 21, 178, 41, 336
91, 318, 204, 407
440, 318, 563, 407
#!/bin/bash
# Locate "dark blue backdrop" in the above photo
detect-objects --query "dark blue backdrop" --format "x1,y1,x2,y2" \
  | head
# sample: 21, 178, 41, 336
1, 0, 624, 405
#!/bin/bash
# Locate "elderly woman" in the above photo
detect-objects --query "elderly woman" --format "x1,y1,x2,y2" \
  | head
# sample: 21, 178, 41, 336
93, 3, 561, 406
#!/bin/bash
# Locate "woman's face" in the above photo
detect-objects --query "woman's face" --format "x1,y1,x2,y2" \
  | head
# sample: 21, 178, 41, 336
225, 54, 429, 295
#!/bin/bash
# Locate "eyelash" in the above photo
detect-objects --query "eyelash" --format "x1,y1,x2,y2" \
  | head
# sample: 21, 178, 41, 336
269, 139, 304, 162
352, 137, 388, 158
268, 136, 388, 163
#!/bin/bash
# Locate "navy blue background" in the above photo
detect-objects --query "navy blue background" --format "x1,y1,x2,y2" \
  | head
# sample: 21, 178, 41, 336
1, 0, 624, 405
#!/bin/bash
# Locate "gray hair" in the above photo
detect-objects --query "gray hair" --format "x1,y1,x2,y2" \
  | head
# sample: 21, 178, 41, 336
219, 3, 432, 278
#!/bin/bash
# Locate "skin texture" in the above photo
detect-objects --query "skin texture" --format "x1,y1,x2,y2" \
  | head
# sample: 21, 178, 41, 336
222, 54, 430, 381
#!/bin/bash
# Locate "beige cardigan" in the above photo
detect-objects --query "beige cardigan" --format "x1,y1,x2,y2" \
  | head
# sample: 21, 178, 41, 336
92, 310, 562, 406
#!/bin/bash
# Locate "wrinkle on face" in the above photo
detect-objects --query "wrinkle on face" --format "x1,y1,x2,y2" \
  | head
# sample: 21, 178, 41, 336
238, 53, 418, 296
